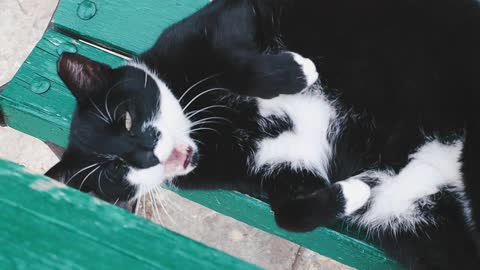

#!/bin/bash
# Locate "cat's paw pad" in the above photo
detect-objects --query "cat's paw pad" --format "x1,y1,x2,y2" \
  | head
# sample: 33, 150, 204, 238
288, 52, 319, 88
337, 179, 371, 215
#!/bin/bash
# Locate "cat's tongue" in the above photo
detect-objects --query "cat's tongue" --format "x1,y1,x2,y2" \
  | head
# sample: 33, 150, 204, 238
165, 147, 192, 171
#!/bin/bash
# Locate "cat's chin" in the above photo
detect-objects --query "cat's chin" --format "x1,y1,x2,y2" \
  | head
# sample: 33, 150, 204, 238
126, 161, 198, 200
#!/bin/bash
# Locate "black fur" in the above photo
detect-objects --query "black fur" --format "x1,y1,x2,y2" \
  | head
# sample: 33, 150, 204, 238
48, 0, 480, 268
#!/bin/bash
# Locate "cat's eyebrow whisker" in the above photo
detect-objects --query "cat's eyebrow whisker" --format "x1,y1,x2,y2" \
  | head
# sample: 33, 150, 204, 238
104, 86, 116, 123
88, 97, 111, 124
102, 79, 134, 123
65, 162, 101, 185
78, 165, 102, 191
178, 73, 223, 103
186, 105, 230, 120
182, 88, 230, 113
113, 99, 129, 121
89, 111, 110, 124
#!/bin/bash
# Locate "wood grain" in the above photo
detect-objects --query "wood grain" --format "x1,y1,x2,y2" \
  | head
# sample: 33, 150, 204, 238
0, 159, 258, 270
53, 0, 210, 55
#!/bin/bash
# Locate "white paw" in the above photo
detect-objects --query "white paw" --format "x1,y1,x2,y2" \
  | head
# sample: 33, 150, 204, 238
337, 179, 371, 215
289, 52, 319, 87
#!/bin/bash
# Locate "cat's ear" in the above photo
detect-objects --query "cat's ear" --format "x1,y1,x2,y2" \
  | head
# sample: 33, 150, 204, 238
57, 52, 113, 101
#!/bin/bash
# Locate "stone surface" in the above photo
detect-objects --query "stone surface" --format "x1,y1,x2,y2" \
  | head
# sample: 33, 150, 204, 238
0, 1, 352, 269
0, 0, 59, 86
138, 187, 300, 270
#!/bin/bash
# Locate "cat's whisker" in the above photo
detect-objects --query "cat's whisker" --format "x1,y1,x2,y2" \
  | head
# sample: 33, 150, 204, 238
190, 116, 232, 127
98, 79, 134, 123
113, 99, 129, 121
154, 187, 176, 225
142, 195, 147, 217
78, 165, 102, 191
88, 97, 110, 124
190, 121, 231, 129
89, 111, 110, 124
186, 105, 230, 120
65, 162, 101, 185
178, 73, 223, 103
149, 191, 164, 226
144, 70, 148, 89
190, 127, 221, 136
97, 169, 105, 195
104, 87, 115, 123
182, 88, 230, 112
192, 139, 206, 146
113, 198, 120, 206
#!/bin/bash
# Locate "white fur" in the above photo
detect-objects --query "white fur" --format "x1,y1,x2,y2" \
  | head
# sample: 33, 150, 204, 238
338, 179, 371, 215
253, 86, 339, 180
127, 164, 165, 199
125, 61, 196, 196
289, 52, 319, 87
351, 140, 464, 234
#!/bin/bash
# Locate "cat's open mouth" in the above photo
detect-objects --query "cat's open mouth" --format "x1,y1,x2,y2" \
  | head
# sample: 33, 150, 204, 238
164, 145, 197, 176
165, 146, 194, 170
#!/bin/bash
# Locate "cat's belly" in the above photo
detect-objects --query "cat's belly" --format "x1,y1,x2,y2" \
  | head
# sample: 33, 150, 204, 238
250, 87, 339, 181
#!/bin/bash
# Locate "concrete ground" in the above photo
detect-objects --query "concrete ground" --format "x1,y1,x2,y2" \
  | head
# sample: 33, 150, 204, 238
0, 1, 352, 269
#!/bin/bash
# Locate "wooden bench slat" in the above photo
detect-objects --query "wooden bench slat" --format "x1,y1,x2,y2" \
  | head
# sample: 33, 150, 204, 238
53, 0, 210, 55
0, 30, 125, 146
0, 159, 258, 270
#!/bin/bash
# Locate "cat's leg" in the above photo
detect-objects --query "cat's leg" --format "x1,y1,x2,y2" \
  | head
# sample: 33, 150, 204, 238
272, 139, 465, 233
221, 51, 319, 98
461, 118, 480, 251
350, 140, 464, 233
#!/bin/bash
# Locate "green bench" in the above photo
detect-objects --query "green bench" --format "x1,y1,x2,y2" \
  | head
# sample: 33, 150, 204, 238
0, 1, 403, 269
0, 159, 257, 269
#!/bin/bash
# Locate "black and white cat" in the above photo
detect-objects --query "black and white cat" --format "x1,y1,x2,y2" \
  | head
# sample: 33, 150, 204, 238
46, 0, 480, 268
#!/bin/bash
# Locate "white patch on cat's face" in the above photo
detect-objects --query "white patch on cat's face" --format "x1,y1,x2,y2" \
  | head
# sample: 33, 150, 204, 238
252, 86, 338, 180
125, 62, 197, 198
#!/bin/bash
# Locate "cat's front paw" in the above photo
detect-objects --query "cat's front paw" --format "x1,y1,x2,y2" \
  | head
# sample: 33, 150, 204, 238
287, 51, 319, 89
241, 51, 319, 98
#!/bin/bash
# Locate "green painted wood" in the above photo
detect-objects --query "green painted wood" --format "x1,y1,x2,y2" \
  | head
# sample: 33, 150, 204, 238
0, 159, 258, 270
53, 0, 210, 55
0, 30, 126, 146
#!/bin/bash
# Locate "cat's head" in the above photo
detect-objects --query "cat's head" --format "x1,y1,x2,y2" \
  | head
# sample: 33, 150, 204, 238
46, 53, 198, 204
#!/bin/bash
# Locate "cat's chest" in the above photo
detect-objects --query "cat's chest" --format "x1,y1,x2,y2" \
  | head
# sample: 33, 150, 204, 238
250, 90, 339, 180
